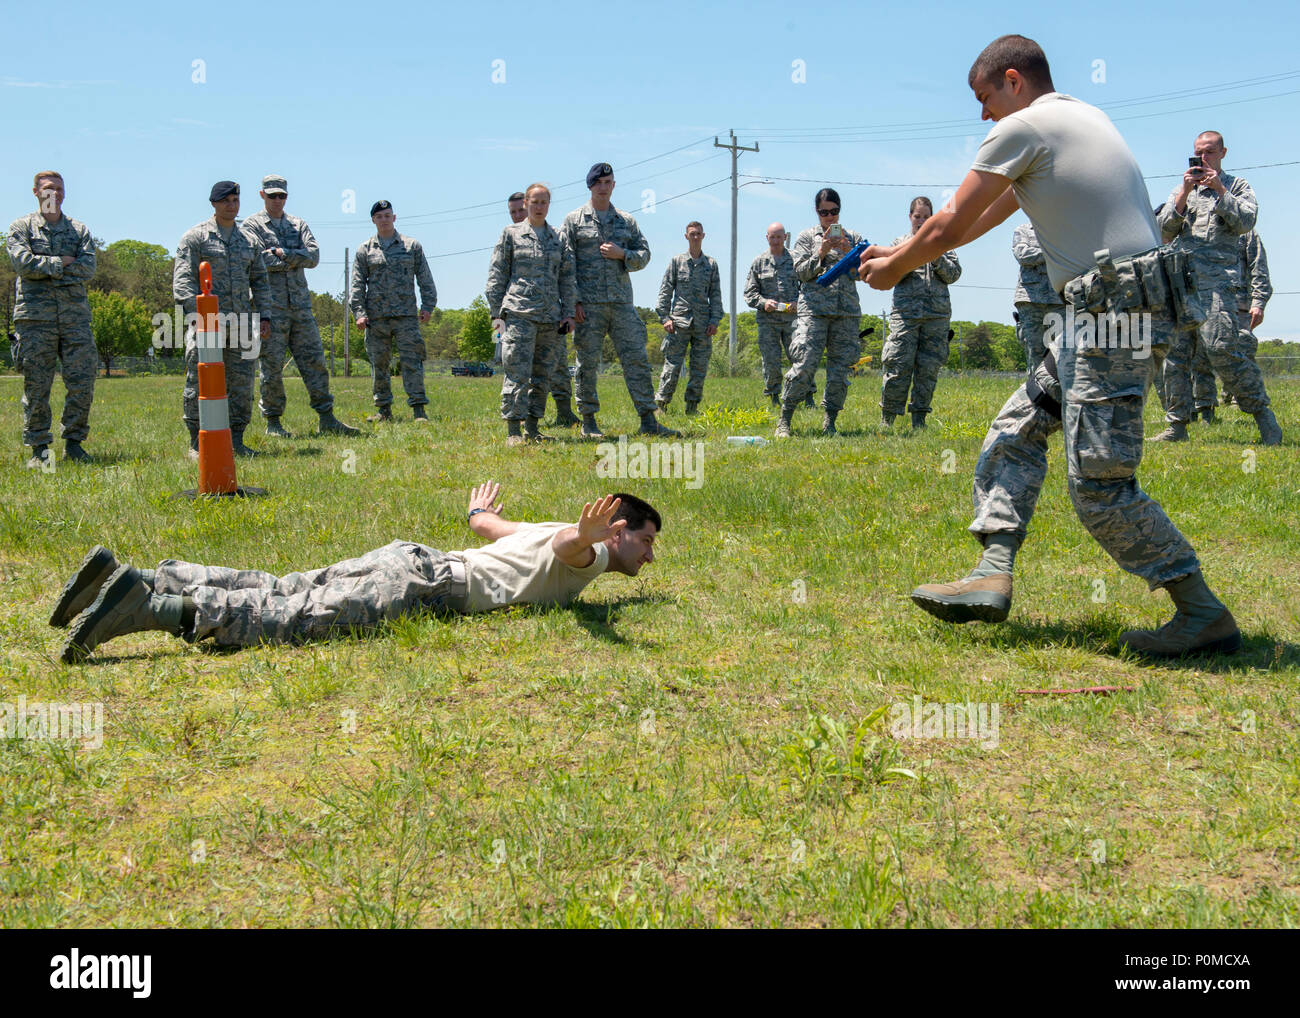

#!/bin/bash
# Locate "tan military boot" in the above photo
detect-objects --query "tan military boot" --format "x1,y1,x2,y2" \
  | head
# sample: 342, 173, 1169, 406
1119, 609, 1241, 657
911, 573, 1012, 624
1148, 421, 1189, 442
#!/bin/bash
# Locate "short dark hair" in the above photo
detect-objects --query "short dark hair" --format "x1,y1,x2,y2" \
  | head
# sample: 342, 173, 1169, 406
611, 493, 661, 533
814, 187, 841, 210
968, 34, 1054, 92
507, 191, 526, 203
685, 221, 703, 232
909, 196, 933, 214
1196, 130, 1225, 149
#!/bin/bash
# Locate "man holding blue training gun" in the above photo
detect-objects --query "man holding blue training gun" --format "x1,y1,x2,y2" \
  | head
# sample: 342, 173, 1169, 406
774, 188, 866, 438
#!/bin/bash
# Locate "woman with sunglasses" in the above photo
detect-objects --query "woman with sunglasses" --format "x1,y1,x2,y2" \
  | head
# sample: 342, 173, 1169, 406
881, 196, 961, 428
775, 188, 864, 437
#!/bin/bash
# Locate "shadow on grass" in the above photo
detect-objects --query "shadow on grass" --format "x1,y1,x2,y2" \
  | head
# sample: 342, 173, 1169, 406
569, 593, 672, 646
946, 612, 1298, 673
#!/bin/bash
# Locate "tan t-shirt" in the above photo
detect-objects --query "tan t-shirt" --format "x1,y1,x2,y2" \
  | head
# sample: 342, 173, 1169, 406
971, 93, 1159, 293
459, 522, 609, 612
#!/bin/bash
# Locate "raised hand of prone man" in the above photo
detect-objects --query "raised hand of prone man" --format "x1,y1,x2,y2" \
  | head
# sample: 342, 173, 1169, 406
577, 495, 627, 546
468, 481, 505, 517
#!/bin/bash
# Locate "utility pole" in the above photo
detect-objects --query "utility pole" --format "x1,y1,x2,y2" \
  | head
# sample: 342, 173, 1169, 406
343, 247, 351, 377
714, 130, 758, 374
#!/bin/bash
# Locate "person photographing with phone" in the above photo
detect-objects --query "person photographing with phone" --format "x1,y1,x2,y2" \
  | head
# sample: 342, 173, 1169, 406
1153, 132, 1281, 445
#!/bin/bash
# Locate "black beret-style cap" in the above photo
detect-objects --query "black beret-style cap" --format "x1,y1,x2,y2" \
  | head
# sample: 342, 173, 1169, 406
586, 163, 614, 188
209, 180, 240, 201
370, 200, 393, 217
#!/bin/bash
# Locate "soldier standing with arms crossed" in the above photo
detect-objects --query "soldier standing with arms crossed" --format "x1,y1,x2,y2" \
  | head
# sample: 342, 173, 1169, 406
654, 221, 722, 415
561, 163, 677, 440
349, 201, 437, 423
174, 181, 273, 459
1011, 221, 1063, 376
243, 175, 357, 438
486, 183, 577, 446
775, 188, 864, 438
7, 171, 98, 469
863, 34, 1243, 657
881, 197, 961, 428
744, 222, 808, 407
1153, 132, 1281, 445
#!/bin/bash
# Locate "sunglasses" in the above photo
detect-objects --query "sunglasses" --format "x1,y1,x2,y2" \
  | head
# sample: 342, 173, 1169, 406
817, 207, 840, 217
267, 193, 287, 199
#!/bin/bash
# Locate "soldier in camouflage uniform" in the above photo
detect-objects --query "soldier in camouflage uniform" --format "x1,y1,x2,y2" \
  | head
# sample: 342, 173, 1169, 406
560, 163, 677, 439
883, 197, 962, 428
58, 485, 661, 661
242, 175, 357, 438
655, 221, 722, 414
6, 171, 98, 469
775, 188, 864, 438
1154, 132, 1281, 444
1191, 228, 1272, 418
173, 181, 273, 458
863, 35, 1242, 658
349, 201, 437, 422
1011, 221, 1063, 376
486, 183, 577, 446
744, 222, 808, 406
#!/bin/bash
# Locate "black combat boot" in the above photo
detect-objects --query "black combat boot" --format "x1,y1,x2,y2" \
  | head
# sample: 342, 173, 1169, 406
266, 417, 293, 438
552, 397, 580, 427
230, 429, 259, 458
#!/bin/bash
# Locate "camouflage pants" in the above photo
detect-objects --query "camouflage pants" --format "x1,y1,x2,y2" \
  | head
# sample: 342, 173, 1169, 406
882, 313, 950, 415
780, 314, 861, 413
365, 316, 427, 408
259, 307, 334, 417
1015, 301, 1060, 375
154, 540, 467, 647
573, 302, 655, 417
184, 328, 257, 432
969, 309, 1199, 589
1163, 276, 1270, 421
14, 319, 98, 447
656, 321, 711, 405
756, 315, 796, 398
1191, 335, 1217, 411
549, 333, 572, 401
500, 316, 562, 420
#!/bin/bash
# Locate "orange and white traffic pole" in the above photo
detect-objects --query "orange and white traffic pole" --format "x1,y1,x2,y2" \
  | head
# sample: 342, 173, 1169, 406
178, 261, 266, 498
195, 261, 238, 494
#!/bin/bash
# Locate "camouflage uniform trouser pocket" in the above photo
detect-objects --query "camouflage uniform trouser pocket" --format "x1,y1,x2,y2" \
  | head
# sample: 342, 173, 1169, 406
1068, 395, 1144, 481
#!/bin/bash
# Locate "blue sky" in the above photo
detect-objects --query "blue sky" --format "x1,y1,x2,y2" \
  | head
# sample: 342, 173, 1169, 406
6, 0, 1298, 339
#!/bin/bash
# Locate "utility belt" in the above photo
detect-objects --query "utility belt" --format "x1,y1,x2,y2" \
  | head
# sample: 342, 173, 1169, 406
1060, 246, 1206, 331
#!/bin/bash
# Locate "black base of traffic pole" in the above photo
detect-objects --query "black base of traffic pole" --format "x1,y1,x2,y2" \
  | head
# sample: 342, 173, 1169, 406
175, 486, 270, 500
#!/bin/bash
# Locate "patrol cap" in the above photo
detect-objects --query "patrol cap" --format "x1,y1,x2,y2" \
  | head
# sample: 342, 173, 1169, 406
209, 180, 240, 202
262, 175, 288, 195
370, 199, 393, 217
586, 163, 613, 188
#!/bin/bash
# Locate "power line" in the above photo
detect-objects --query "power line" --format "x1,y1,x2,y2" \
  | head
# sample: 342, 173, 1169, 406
308, 134, 720, 228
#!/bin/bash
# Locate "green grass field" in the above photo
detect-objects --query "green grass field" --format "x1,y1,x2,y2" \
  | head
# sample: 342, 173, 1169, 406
1, 371, 1297, 928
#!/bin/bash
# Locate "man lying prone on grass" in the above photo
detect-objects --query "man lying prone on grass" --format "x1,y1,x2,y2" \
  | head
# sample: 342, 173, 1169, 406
53, 484, 659, 662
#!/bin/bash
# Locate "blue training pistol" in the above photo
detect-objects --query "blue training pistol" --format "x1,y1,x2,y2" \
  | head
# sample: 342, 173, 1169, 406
817, 238, 870, 287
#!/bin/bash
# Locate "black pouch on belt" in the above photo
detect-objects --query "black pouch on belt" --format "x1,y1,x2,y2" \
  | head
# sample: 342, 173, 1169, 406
1025, 347, 1062, 420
